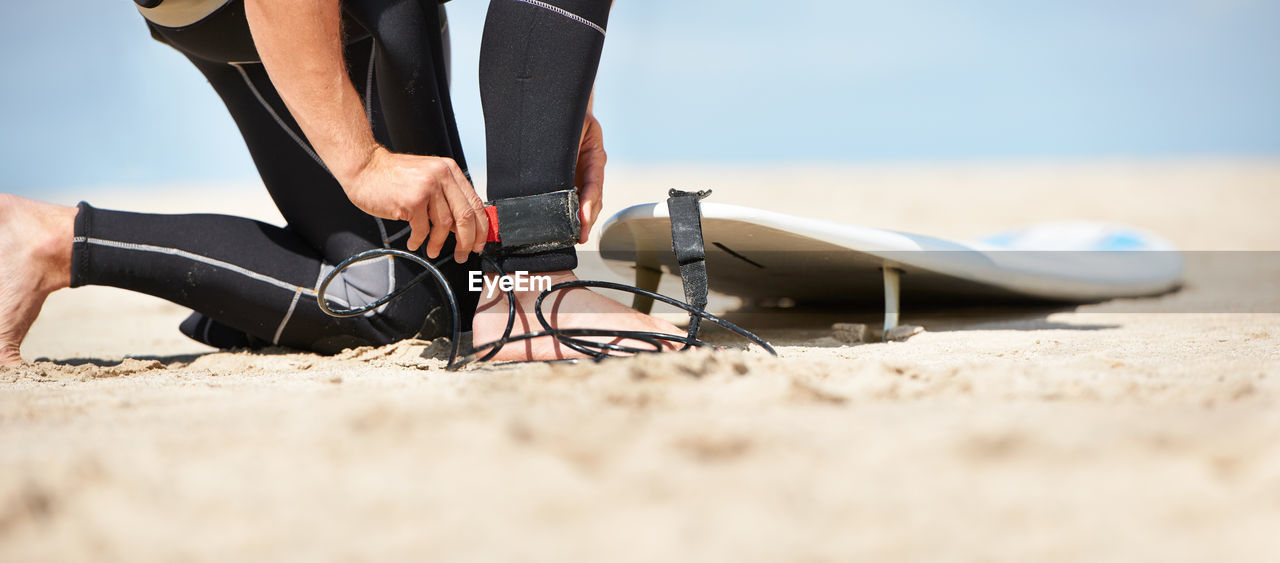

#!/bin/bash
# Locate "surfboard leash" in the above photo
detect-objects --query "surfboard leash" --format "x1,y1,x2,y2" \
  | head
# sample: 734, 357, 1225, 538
315, 190, 776, 370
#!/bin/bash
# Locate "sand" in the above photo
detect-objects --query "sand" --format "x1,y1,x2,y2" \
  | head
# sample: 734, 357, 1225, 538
3, 161, 1279, 561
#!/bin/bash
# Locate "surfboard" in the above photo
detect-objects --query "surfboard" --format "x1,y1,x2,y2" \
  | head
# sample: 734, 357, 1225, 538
598, 201, 1183, 333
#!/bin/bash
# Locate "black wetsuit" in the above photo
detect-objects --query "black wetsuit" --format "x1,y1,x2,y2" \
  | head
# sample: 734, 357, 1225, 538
72, 0, 610, 353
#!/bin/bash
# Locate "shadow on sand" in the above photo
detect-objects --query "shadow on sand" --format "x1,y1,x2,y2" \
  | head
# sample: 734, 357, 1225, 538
34, 346, 305, 369
712, 302, 1123, 347
37, 296, 1164, 366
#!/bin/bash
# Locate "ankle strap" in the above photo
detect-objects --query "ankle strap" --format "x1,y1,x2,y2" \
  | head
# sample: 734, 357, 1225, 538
482, 189, 581, 257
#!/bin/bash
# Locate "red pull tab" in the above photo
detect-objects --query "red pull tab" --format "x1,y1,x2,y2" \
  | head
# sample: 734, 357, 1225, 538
484, 205, 500, 242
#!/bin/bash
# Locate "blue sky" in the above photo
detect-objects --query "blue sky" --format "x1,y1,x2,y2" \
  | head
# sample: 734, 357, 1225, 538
2, 0, 1277, 193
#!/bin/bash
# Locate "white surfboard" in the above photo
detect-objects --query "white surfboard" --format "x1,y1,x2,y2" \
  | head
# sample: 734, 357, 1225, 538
599, 202, 1183, 332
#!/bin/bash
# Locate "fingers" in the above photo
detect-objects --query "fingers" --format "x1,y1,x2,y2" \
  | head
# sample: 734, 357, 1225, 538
434, 165, 477, 264
400, 157, 487, 263
424, 191, 453, 259
440, 160, 489, 261
406, 204, 430, 252
470, 196, 489, 255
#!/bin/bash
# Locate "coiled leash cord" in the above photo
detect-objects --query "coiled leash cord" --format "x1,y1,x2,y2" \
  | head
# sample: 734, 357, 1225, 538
316, 189, 776, 371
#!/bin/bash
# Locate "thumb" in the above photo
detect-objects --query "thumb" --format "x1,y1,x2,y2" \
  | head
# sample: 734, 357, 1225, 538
578, 199, 594, 243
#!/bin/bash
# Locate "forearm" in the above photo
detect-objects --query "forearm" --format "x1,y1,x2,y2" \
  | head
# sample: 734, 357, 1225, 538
244, 0, 374, 186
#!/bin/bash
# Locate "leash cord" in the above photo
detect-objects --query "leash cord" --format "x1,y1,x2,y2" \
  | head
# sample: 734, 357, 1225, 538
316, 248, 776, 370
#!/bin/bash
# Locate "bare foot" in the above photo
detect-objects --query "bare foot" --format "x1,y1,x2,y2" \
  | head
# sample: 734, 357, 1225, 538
0, 195, 76, 365
470, 270, 684, 362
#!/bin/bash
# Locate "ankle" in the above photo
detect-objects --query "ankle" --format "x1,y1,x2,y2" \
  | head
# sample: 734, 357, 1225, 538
30, 203, 77, 292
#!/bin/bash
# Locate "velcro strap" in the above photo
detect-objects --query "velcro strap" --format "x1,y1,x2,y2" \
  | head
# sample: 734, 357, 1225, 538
483, 189, 580, 255
667, 189, 712, 312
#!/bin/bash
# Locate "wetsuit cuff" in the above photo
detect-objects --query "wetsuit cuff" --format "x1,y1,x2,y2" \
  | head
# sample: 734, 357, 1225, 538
69, 202, 95, 288
484, 247, 577, 274
480, 189, 580, 273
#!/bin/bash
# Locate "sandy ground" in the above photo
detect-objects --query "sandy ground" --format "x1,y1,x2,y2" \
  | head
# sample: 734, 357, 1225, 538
3, 161, 1279, 561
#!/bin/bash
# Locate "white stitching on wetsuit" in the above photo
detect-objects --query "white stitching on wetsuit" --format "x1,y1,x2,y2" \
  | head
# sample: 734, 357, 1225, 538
273, 289, 302, 345
76, 236, 303, 294
375, 217, 389, 247
386, 225, 411, 243
509, 0, 606, 36
364, 43, 377, 124
229, 63, 328, 170
72, 236, 350, 308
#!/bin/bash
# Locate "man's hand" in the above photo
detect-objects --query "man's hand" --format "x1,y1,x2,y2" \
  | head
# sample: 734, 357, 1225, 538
342, 147, 488, 263
575, 110, 606, 243
244, 0, 486, 263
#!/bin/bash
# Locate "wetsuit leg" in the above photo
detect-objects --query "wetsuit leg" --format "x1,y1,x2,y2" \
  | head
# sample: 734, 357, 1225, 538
71, 202, 437, 354
342, 0, 469, 176
69, 0, 474, 352
479, 0, 612, 273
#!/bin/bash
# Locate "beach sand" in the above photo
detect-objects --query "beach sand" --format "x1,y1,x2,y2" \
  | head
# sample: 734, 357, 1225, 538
3, 161, 1279, 561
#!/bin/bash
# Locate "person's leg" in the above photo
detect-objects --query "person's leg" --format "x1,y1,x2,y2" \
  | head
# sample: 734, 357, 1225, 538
479, 0, 612, 274
0, 2, 475, 363
150, 1, 481, 348
145, 4, 413, 265
69, 203, 441, 354
0, 190, 442, 363
343, 0, 470, 176
133, 7, 464, 350
471, 0, 681, 360
147, 0, 501, 353
172, 34, 424, 350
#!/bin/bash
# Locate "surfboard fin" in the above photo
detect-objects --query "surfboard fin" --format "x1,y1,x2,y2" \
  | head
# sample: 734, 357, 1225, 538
882, 267, 903, 341
631, 265, 662, 314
